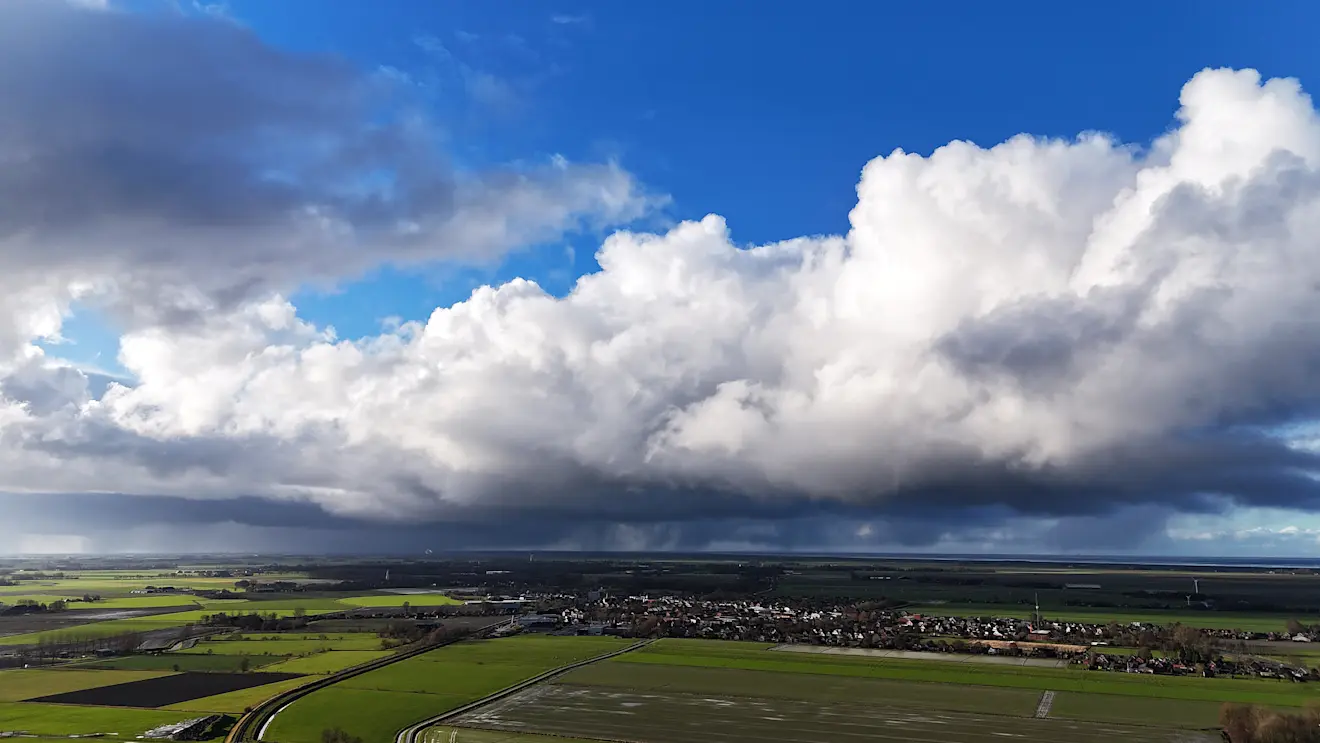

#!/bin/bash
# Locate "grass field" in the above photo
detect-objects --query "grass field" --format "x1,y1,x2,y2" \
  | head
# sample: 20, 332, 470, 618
0, 668, 175, 701
76, 653, 283, 672
65, 595, 211, 609
164, 676, 316, 714
338, 593, 462, 607
215, 632, 373, 641
0, 617, 201, 646
0, 600, 371, 647
0, 594, 81, 606
612, 639, 1320, 709
0, 701, 192, 735
261, 650, 394, 674
565, 660, 1043, 715
907, 604, 1313, 633
452, 682, 1217, 743
415, 638, 1233, 743
265, 635, 630, 743
178, 635, 385, 656
423, 727, 606, 743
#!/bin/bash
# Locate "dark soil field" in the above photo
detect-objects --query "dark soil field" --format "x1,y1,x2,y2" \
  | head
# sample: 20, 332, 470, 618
455, 683, 1219, 743
29, 671, 303, 708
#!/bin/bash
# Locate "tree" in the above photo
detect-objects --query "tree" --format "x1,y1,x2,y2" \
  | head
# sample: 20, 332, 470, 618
1221, 702, 1259, 743
293, 607, 307, 618
239, 657, 251, 673
1135, 646, 1153, 661
1286, 618, 1306, 636
321, 727, 364, 743
402, 601, 411, 617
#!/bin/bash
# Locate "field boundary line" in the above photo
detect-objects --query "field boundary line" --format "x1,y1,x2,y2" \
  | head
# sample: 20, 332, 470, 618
397, 638, 653, 743
1034, 690, 1056, 718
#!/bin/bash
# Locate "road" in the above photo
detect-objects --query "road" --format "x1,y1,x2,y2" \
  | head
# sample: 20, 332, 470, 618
224, 618, 514, 743
395, 639, 653, 743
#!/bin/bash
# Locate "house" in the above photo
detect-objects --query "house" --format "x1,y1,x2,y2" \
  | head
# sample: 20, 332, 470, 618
516, 614, 562, 629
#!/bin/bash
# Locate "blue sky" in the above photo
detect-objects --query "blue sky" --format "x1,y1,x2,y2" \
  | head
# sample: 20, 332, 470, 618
52, 0, 1320, 371
12, 0, 1320, 555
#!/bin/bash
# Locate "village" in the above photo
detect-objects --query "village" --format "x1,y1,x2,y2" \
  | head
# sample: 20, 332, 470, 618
525, 594, 1320, 683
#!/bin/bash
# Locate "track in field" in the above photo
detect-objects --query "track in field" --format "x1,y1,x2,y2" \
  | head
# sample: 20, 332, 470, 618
452, 683, 1219, 743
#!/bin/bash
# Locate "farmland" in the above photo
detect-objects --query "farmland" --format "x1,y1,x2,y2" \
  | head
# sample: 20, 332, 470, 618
606, 640, 1320, 709
0, 702, 195, 736
339, 593, 463, 607
77, 653, 284, 672
453, 683, 1217, 743
178, 635, 387, 655
431, 639, 1227, 743
0, 594, 454, 647
165, 676, 317, 714
29, 670, 302, 708
422, 728, 606, 743
261, 650, 393, 674
264, 635, 631, 743
0, 668, 175, 701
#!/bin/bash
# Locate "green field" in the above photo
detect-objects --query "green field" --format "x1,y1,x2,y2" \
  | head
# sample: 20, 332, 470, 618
1050, 692, 1226, 729
0, 701, 191, 735
0, 617, 201, 646
907, 604, 1313, 633
439, 642, 1224, 743
164, 676, 316, 714
261, 650, 394, 674
0, 594, 82, 606
265, 635, 630, 743
338, 593, 462, 607
0, 599, 369, 647
71, 595, 211, 609
423, 727, 605, 743
178, 635, 385, 656
76, 653, 283, 672
565, 660, 1042, 715
612, 640, 1320, 708
0, 668, 174, 702
215, 632, 373, 641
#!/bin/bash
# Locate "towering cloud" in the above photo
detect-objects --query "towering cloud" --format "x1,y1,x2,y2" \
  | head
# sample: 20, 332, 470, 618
2, 3, 1319, 551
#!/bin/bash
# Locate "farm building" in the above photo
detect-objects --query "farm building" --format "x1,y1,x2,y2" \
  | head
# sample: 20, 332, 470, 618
516, 614, 562, 629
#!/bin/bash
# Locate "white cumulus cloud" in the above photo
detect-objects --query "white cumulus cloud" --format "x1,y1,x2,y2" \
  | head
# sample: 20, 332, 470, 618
5, 67, 1320, 549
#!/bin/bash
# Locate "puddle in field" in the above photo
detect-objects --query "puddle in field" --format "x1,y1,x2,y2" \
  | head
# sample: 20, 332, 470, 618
454, 683, 1221, 743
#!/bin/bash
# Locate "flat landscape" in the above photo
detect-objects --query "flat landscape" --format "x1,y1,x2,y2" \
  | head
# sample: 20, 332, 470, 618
77, 653, 285, 671
265, 635, 631, 743
455, 683, 1217, 743
8, 556, 1320, 743
29, 670, 303, 708
425, 640, 1231, 743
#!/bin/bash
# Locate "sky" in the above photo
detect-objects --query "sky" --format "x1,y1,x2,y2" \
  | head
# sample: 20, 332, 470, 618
5, 0, 1320, 556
